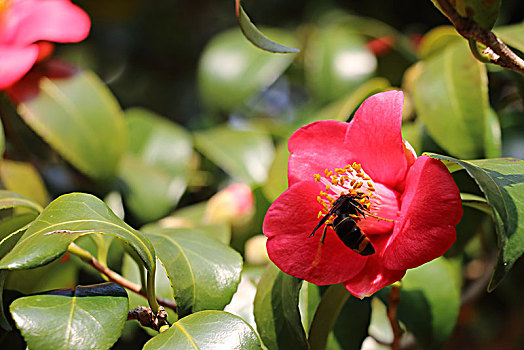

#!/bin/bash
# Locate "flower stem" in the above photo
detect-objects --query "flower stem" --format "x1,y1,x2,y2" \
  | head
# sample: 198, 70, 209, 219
68, 243, 177, 313
387, 283, 403, 350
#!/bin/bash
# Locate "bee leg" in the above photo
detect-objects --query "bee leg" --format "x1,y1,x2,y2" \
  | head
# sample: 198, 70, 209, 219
320, 223, 332, 244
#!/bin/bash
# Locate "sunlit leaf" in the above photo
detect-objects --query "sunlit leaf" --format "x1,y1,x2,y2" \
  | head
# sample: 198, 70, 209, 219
141, 227, 242, 317
418, 26, 462, 59
0, 160, 49, 207
412, 40, 489, 159
15, 70, 126, 180
143, 310, 262, 349
0, 193, 156, 274
253, 263, 307, 349
10, 283, 128, 350
427, 154, 524, 291
119, 107, 193, 222
198, 28, 296, 111
305, 25, 376, 103
494, 22, 524, 55
0, 190, 43, 213
194, 126, 274, 185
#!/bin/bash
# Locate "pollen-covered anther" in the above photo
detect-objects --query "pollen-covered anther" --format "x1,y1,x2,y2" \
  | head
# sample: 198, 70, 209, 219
314, 162, 376, 216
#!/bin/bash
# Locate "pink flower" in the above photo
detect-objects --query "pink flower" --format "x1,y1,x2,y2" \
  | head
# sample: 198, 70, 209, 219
263, 91, 462, 298
0, 0, 90, 90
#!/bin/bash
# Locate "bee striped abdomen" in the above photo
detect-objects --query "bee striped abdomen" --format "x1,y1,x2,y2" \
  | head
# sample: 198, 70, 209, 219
333, 214, 375, 256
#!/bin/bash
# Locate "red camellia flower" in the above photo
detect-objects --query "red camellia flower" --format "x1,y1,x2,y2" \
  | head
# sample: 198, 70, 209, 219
0, 0, 90, 90
263, 90, 462, 298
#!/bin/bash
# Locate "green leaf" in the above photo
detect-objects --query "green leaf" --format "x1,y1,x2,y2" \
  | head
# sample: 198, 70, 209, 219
454, 0, 501, 30
16, 70, 126, 180
143, 310, 262, 349
262, 140, 289, 202
0, 270, 10, 331
484, 109, 502, 158
0, 193, 156, 274
198, 28, 296, 111
0, 160, 49, 207
0, 190, 43, 213
426, 155, 524, 291
194, 126, 274, 185
412, 40, 489, 159
253, 263, 308, 350
311, 77, 391, 123
494, 22, 524, 55
118, 107, 193, 222
305, 25, 377, 103
381, 257, 460, 349
10, 283, 128, 350
461, 193, 492, 215
308, 284, 350, 350
141, 227, 242, 317
236, 1, 299, 54
329, 296, 371, 350
417, 26, 463, 59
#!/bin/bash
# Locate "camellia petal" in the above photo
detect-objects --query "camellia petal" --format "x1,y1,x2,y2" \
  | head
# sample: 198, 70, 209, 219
264, 181, 367, 285
343, 90, 408, 191
2, 0, 90, 46
344, 234, 404, 298
288, 120, 351, 187
0, 44, 38, 90
382, 155, 462, 271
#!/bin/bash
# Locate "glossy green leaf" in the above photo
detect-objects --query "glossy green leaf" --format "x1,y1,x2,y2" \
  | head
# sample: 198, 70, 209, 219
418, 26, 463, 59
0, 160, 49, 207
495, 22, 524, 54
426, 155, 524, 291
412, 40, 489, 159
454, 0, 501, 30
253, 263, 307, 350
141, 227, 242, 317
198, 28, 296, 111
16, 70, 126, 180
305, 25, 376, 103
236, 1, 299, 54
380, 257, 460, 349
10, 283, 128, 350
0, 190, 43, 213
0, 193, 156, 274
308, 284, 350, 350
5, 258, 77, 295
194, 126, 274, 185
329, 295, 371, 350
143, 310, 262, 349
119, 107, 193, 222
298, 281, 321, 333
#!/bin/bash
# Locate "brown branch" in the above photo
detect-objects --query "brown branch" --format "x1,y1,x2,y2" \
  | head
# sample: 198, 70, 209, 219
387, 284, 403, 350
435, 0, 524, 75
128, 306, 170, 332
69, 243, 177, 312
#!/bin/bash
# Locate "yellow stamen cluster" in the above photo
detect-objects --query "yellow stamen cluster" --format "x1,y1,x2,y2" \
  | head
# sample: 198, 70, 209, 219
313, 162, 375, 220
0, 0, 12, 20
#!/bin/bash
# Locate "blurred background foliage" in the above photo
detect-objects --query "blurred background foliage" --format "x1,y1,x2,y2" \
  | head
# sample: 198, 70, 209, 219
1, 0, 524, 349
